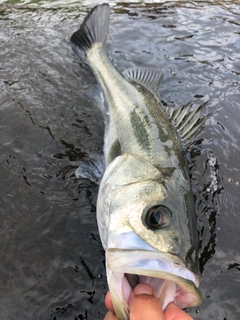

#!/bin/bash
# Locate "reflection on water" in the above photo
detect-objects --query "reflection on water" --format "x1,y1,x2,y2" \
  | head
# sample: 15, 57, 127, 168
3, 0, 236, 8
0, 1, 240, 319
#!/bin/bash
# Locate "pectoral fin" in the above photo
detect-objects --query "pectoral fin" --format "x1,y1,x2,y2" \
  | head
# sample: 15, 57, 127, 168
75, 154, 105, 184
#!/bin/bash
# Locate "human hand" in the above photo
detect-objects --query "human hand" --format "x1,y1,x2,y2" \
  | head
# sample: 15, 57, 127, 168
104, 283, 193, 320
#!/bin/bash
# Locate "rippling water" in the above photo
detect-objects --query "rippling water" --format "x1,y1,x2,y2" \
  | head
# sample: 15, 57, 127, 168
0, 1, 240, 319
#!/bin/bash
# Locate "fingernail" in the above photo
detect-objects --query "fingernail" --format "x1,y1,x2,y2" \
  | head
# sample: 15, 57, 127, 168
133, 284, 154, 296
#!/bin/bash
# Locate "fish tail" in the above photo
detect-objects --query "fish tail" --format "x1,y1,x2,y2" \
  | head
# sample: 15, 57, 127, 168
70, 4, 110, 54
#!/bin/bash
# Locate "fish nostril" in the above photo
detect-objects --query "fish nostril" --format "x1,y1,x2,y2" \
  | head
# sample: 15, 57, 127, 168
125, 273, 139, 289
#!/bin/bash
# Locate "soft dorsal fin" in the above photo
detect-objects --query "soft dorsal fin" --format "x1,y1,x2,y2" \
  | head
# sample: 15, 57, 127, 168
123, 67, 164, 99
166, 101, 210, 149
123, 67, 209, 149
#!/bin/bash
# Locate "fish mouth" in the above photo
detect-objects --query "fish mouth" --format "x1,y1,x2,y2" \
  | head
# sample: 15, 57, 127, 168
106, 248, 201, 320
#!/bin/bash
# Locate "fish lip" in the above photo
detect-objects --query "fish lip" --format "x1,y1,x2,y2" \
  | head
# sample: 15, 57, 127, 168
106, 248, 202, 320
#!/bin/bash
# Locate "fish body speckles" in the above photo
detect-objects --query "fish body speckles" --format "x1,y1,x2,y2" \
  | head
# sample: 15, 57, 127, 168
71, 4, 209, 320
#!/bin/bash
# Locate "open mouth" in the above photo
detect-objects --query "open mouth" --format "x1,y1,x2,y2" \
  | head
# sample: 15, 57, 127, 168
106, 248, 201, 319
125, 273, 175, 309
125, 273, 140, 288
124, 273, 198, 310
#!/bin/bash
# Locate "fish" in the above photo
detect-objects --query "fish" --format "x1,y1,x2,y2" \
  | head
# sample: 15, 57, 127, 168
70, 4, 209, 320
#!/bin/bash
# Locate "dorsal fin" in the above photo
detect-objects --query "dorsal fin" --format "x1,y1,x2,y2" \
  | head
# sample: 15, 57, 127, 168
166, 101, 210, 149
123, 67, 164, 99
123, 66, 209, 149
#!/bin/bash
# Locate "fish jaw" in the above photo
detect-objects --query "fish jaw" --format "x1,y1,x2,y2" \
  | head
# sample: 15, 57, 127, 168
97, 153, 200, 273
97, 153, 201, 318
106, 245, 201, 320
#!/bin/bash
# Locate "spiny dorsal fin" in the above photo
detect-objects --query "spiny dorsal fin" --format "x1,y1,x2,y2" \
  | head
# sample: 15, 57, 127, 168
123, 67, 164, 99
166, 101, 210, 149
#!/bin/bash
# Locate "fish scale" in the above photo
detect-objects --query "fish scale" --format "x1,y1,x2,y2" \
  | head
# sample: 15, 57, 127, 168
70, 4, 209, 320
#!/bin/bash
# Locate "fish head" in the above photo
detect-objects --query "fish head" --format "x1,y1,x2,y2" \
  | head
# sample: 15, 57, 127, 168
97, 153, 201, 320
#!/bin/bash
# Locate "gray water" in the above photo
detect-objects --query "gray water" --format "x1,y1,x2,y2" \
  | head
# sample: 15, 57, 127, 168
0, 1, 240, 319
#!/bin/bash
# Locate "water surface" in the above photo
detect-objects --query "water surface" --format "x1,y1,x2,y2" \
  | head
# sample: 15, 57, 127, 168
0, 1, 240, 319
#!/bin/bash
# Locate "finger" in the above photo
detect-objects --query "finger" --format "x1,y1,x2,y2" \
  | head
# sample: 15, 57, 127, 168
105, 291, 115, 312
164, 302, 194, 320
128, 284, 165, 320
104, 311, 118, 320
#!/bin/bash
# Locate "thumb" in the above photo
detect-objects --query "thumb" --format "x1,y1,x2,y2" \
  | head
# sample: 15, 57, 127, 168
164, 303, 194, 320
128, 284, 165, 320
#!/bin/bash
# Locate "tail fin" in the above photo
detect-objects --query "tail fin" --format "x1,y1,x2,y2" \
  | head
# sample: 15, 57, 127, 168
70, 4, 110, 54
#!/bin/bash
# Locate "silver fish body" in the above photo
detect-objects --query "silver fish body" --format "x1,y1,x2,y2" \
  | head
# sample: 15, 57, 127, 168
71, 4, 208, 320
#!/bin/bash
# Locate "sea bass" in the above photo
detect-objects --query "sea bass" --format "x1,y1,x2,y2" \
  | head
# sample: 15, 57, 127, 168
71, 4, 208, 320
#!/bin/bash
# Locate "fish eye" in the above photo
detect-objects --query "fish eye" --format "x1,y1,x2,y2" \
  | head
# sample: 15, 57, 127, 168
146, 205, 171, 229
